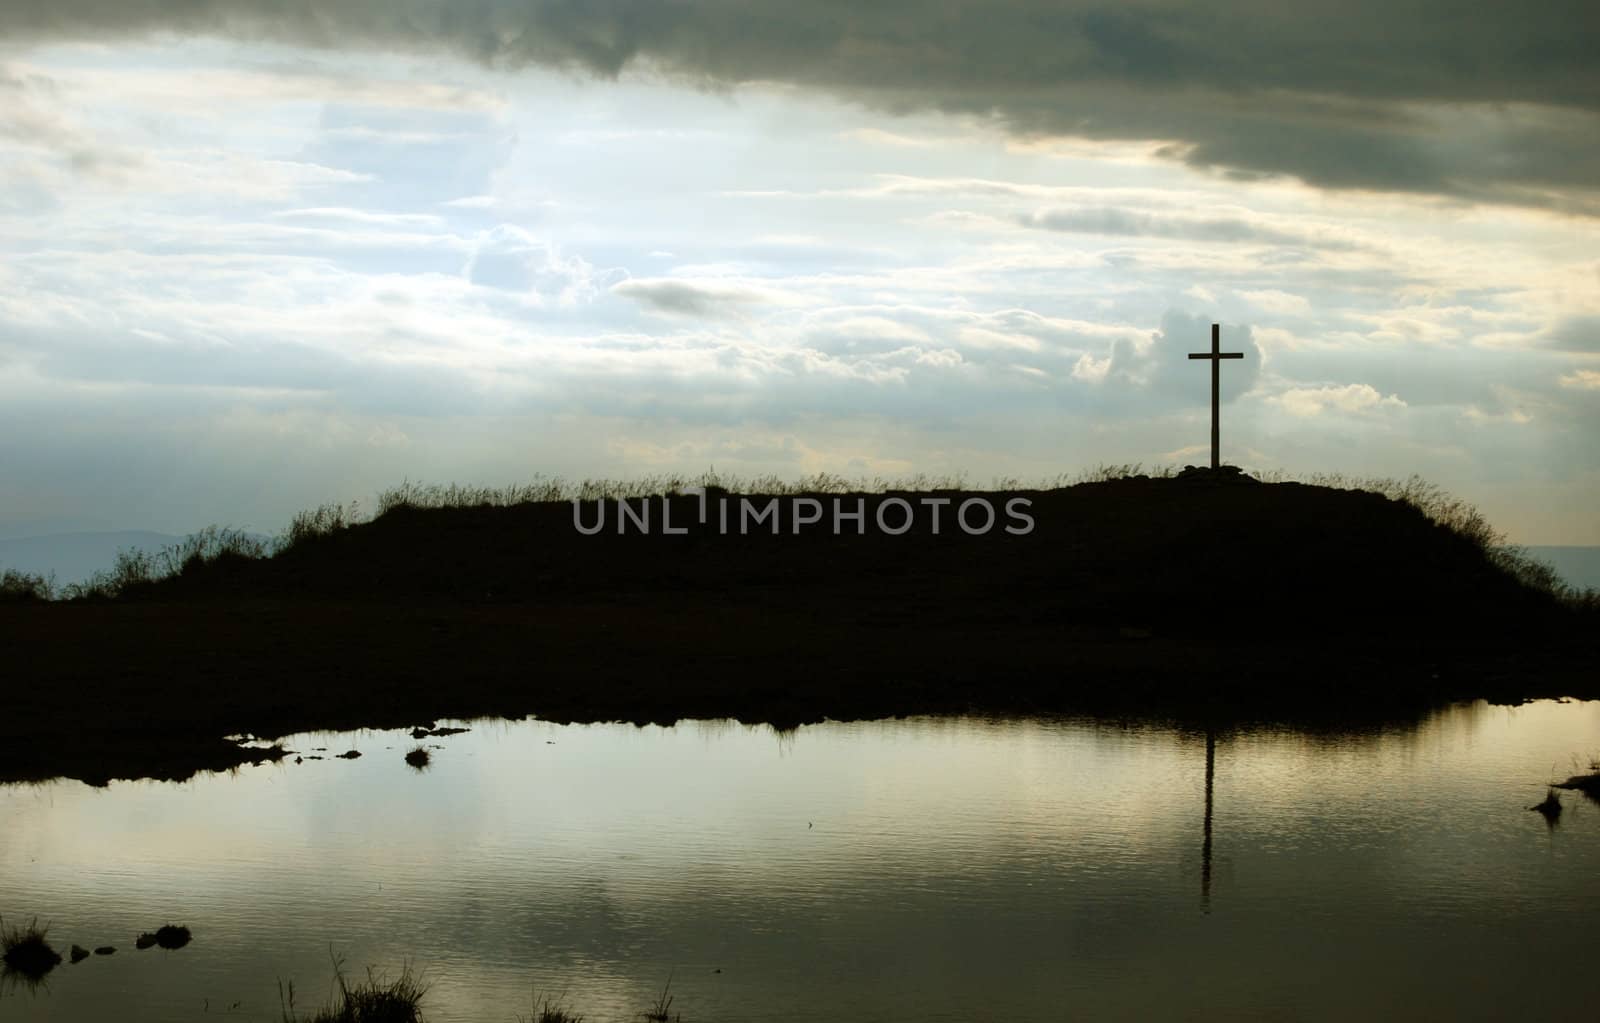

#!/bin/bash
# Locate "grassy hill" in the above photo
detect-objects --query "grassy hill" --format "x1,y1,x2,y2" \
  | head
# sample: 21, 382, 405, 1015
2, 468, 1593, 784
99, 467, 1588, 639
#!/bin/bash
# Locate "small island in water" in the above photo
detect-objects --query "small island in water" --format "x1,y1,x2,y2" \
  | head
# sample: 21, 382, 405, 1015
1, 466, 1594, 786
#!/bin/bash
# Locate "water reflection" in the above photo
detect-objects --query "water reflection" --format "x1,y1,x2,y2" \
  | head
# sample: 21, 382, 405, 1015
0, 701, 1597, 1021
1201, 729, 1215, 911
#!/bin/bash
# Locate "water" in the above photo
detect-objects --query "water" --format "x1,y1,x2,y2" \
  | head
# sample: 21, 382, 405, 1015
2, 702, 1598, 1021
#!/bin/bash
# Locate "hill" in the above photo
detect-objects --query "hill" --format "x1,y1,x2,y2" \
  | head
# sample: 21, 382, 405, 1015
136, 470, 1566, 630
2, 469, 1593, 785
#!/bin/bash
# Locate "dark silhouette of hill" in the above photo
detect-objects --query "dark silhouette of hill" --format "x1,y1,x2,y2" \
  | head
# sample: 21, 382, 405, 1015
130, 470, 1575, 634
2, 470, 1593, 785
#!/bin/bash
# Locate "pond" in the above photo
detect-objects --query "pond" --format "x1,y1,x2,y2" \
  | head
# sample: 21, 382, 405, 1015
2, 700, 1598, 1021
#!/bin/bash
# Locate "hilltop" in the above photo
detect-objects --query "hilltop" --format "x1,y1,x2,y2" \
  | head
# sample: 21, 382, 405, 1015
2, 469, 1593, 784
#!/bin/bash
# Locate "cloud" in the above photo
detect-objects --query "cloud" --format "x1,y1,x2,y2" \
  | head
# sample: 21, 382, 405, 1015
1237, 289, 1312, 316
0, 65, 375, 200
1541, 315, 1600, 353
1271, 383, 1407, 418
0, 62, 134, 178
1018, 206, 1363, 251
462, 225, 616, 305
1104, 309, 1263, 404
37, 61, 503, 112
3, 2, 1597, 211
273, 208, 446, 229
840, 127, 969, 149
612, 278, 805, 318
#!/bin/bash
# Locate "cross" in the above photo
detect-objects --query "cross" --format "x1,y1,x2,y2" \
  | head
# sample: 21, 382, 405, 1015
1188, 323, 1244, 470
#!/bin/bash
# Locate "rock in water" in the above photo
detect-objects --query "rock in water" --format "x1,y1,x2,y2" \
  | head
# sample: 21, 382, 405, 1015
154, 925, 192, 950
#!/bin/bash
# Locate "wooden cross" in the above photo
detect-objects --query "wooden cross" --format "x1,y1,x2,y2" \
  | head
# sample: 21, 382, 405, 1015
1188, 323, 1243, 470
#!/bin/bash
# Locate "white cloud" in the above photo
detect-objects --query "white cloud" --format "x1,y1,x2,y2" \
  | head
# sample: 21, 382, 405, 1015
462, 226, 617, 306
1072, 353, 1111, 383
839, 127, 972, 149
956, 326, 1041, 353
1238, 289, 1312, 315
1271, 383, 1407, 417
273, 207, 446, 228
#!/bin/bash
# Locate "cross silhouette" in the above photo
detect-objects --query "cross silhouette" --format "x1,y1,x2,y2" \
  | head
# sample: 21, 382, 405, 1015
1188, 323, 1244, 470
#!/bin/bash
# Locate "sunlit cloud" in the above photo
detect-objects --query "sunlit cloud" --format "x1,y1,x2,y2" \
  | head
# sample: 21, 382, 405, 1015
1271, 384, 1408, 418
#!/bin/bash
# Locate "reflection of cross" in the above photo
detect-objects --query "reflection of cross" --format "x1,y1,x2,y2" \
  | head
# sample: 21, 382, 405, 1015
1188, 323, 1244, 469
1201, 729, 1215, 912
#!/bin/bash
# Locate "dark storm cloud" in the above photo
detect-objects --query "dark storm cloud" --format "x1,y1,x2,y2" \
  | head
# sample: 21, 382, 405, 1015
4, 1, 1598, 211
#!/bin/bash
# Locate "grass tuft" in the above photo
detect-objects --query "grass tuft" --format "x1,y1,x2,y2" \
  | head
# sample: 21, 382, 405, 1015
1530, 787, 1563, 818
280, 955, 428, 1023
285, 502, 363, 551
1, 916, 63, 978
1553, 752, 1600, 800
404, 746, 431, 770
518, 989, 584, 1023
0, 568, 55, 602
642, 975, 680, 1022
59, 526, 270, 600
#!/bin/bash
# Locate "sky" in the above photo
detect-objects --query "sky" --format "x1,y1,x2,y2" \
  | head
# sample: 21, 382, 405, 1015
1, 2, 1597, 543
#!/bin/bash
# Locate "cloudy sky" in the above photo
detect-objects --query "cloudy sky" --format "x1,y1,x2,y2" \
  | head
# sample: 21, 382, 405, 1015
1, 2, 1597, 542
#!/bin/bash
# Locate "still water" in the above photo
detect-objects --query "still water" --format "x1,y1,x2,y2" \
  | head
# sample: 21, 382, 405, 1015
2, 701, 1598, 1021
